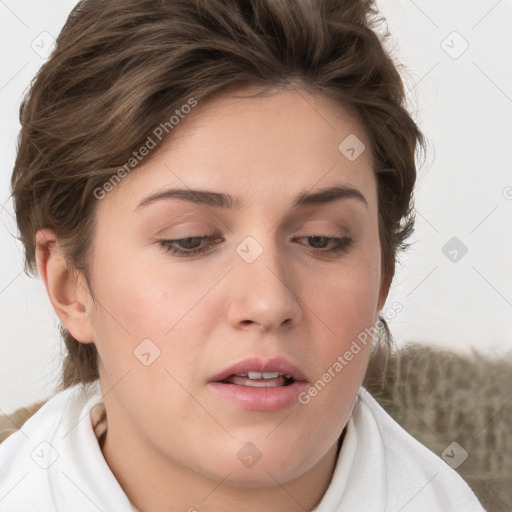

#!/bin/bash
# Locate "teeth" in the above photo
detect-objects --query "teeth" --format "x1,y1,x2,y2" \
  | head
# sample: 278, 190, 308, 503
227, 372, 295, 387
246, 371, 285, 379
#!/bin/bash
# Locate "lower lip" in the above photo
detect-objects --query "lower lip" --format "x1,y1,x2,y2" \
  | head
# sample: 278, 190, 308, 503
208, 380, 309, 412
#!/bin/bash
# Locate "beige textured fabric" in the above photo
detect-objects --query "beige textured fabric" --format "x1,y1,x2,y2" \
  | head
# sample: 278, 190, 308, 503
363, 342, 512, 512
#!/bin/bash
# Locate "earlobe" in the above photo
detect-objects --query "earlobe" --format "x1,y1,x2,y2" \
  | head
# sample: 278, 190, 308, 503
35, 229, 95, 344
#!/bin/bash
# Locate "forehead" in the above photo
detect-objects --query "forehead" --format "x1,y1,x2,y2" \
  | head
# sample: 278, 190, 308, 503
98, 87, 377, 213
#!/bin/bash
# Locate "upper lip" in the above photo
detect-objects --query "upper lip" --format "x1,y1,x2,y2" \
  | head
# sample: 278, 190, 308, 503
208, 357, 308, 383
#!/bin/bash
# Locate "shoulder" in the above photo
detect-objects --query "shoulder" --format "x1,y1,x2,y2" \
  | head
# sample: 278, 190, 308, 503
0, 400, 49, 444
355, 386, 486, 511
0, 383, 99, 445
0, 386, 79, 453
0, 382, 104, 510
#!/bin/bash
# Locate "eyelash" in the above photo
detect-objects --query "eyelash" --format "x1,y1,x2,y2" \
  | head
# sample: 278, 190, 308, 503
158, 234, 353, 257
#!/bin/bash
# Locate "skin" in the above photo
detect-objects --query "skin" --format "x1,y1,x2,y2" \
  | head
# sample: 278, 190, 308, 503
36, 86, 390, 512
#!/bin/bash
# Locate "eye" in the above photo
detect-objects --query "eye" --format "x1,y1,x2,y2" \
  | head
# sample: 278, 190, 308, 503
158, 234, 353, 258
158, 235, 221, 256
295, 235, 353, 255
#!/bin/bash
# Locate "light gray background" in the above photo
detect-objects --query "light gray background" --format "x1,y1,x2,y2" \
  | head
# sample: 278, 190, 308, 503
1, 0, 511, 413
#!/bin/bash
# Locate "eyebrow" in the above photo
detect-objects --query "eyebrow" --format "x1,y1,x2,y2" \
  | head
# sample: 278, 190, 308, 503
136, 184, 368, 211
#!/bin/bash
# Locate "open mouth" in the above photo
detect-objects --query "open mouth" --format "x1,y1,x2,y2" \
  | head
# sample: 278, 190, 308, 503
208, 357, 308, 411
221, 371, 295, 388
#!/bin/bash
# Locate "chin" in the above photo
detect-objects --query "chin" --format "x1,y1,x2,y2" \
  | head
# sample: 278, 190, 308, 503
198, 440, 317, 488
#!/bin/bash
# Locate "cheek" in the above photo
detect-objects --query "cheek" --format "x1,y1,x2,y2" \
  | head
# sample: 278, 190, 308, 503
307, 257, 381, 338
88, 250, 216, 365
299, 309, 375, 438
299, 254, 381, 395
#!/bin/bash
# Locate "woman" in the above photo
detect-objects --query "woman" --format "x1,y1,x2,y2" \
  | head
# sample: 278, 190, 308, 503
0, 0, 487, 510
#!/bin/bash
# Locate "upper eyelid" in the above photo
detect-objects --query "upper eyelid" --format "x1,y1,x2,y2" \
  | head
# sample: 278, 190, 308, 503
157, 221, 352, 237
160, 232, 351, 243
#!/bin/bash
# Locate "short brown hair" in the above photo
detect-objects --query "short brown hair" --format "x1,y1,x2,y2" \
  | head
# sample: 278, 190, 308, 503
11, 0, 425, 390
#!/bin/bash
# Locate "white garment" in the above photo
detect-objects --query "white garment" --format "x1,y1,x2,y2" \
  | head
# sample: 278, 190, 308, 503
313, 387, 487, 511
0, 381, 486, 511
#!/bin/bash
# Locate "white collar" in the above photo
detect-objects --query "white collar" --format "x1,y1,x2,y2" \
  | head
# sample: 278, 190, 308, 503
0, 382, 485, 511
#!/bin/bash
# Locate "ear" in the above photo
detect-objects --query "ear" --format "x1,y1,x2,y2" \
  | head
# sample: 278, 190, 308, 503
35, 229, 95, 344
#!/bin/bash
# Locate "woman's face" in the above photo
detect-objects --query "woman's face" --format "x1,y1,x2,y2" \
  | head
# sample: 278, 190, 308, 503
81, 87, 388, 488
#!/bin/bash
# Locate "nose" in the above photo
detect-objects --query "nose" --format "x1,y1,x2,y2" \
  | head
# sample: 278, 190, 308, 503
227, 237, 303, 332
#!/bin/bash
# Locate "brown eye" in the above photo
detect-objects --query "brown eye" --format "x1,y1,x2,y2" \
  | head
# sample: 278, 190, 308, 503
296, 236, 353, 254
159, 235, 221, 256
